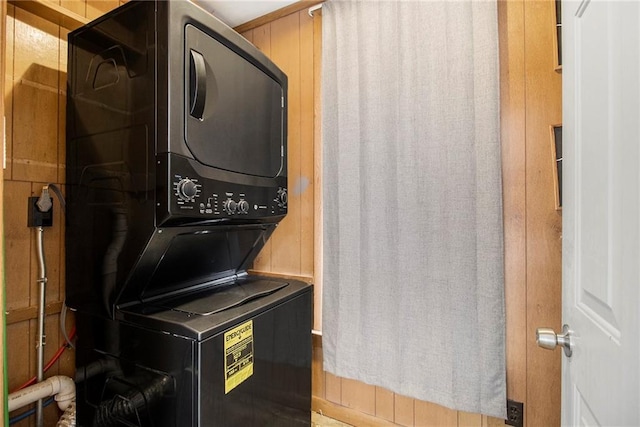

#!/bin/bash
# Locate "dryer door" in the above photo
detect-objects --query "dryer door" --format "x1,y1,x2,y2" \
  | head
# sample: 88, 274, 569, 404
184, 24, 285, 178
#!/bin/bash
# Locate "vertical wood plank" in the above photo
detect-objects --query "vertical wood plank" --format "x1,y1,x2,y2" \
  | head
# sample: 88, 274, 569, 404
58, 22, 68, 336
12, 8, 60, 184
312, 336, 325, 399
524, 1, 562, 426
27, 316, 38, 427
413, 400, 457, 427
458, 411, 483, 427
341, 378, 376, 416
498, 0, 528, 407
13, 8, 59, 88
4, 74, 13, 182
483, 415, 507, 427
5, 4, 15, 81
38, 313, 64, 426
298, 10, 315, 279
4, 5, 15, 181
12, 80, 59, 184
58, 28, 69, 185
240, 28, 253, 43
6, 322, 31, 395
312, 7, 323, 331
251, 23, 272, 55
4, 181, 33, 311
269, 12, 302, 275
394, 394, 414, 427
375, 386, 395, 422
325, 372, 342, 405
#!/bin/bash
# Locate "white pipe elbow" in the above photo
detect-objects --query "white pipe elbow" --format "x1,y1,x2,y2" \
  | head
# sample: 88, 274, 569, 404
52, 375, 76, 410
8, 375, 76, 412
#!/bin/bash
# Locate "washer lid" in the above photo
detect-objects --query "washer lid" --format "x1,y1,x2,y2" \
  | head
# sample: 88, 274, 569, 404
161, 280, 288, 316
116, 277, 312, 341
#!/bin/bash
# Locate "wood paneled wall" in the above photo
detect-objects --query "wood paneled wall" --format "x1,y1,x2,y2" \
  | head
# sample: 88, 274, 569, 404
2, 2, 123, 425
522, 0, 563, 425
240, 0, 562, 425
499, 1, 563, 425
240, 9, 321, 329
0, 0, 561, 425
499, 1, 564, 424
499, 0, 527, 414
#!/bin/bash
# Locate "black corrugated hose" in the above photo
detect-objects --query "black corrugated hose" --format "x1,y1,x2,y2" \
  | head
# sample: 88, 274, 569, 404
92, 375, 172, 427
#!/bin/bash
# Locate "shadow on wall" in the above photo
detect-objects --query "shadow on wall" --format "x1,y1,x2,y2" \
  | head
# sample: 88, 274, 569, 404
6, 63, 67, 185
4, 62, 74, 427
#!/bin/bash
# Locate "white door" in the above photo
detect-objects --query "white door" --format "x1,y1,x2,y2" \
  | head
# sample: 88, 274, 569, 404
559, 0, 640, 425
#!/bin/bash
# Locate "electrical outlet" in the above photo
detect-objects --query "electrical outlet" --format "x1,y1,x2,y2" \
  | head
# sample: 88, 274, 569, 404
27, 196, 53, 227
505, 399, 524, 427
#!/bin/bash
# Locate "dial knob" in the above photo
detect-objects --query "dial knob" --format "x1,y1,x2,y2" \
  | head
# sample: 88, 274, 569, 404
177, 179, 198, 201
238, 200, 249, 214
224, 199, 237, 214
277, 188, 288, 207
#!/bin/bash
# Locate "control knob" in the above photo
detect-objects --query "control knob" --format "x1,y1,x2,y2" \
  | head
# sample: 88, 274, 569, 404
276, 188, 288, 207
177, 178, 198, 201
238, 200, 249, 214
224, 198, 237, 214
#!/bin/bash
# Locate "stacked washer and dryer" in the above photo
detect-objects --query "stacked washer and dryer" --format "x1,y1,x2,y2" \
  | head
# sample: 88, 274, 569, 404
65, 1, 312, 425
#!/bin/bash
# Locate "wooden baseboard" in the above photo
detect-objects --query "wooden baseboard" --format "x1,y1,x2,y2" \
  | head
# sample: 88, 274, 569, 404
312, 396, 398, 427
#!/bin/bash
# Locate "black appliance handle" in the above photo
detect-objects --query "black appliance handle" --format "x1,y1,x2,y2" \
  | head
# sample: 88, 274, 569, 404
189, 50, 207, 120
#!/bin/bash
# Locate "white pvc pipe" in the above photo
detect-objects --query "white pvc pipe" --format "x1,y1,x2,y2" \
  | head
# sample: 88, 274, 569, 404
8, 375, 76, 413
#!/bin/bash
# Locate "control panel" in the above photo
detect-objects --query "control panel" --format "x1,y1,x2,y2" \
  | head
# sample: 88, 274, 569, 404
170, 172, 287, 220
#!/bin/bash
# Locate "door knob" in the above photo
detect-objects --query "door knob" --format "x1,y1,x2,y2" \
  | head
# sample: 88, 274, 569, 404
536, 324, 573, 357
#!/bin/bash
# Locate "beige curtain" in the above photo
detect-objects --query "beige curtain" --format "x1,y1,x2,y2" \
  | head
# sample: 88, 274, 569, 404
322, 0, 506, 418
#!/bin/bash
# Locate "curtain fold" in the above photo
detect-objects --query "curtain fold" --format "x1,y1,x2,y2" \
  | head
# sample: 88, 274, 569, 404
322, 0, 506, 418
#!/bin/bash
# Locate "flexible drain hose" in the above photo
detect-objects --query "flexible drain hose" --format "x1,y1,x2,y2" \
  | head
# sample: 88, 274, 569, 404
93, 375, 171, 427
101, 209, 127, 316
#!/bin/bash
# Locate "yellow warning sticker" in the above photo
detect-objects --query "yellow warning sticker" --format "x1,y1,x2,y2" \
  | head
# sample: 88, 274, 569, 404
224, 320, 254, 394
